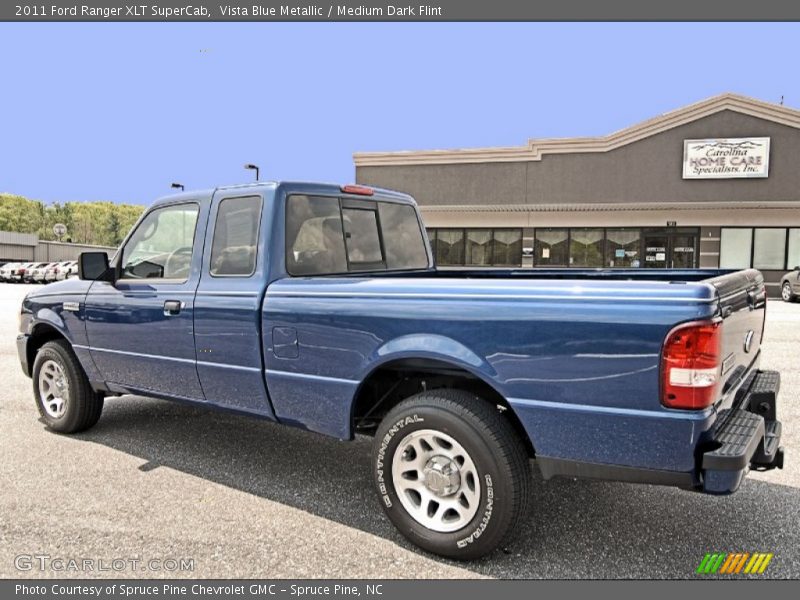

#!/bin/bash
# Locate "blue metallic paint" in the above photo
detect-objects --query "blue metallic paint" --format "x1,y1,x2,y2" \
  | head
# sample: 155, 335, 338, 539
15, 181, 768, 485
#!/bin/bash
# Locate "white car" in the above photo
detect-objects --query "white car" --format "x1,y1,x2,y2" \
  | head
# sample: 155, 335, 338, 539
0, 262, 21, 282
12, 262, 36, 283
55, 260, 79, 280
27, 262, 56, 283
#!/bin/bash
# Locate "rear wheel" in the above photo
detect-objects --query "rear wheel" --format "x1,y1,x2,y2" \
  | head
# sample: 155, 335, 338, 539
32, 340, 104, 433
782, 282, 795, 302
372, 389, 532, 560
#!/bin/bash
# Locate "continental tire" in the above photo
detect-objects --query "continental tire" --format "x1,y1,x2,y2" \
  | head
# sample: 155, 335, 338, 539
373, 389, 532, 560
32, 340, 104, 433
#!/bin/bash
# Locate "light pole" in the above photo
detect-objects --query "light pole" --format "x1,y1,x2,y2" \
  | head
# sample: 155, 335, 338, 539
244, 163, 260, 181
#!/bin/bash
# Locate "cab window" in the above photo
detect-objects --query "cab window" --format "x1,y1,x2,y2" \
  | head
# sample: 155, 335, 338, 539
210, 195, 262, 277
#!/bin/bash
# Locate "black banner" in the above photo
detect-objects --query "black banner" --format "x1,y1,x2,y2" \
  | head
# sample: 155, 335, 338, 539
6, 580, 800, 600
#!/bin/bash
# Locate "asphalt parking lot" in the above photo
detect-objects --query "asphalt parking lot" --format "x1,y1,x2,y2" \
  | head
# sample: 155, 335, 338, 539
0, 282, 798, 579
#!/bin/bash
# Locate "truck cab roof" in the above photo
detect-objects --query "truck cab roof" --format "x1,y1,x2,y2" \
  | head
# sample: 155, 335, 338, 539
150, 181, 416, 210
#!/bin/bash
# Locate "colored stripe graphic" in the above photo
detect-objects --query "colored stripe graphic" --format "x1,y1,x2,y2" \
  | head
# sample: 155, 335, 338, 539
697, 552, 772, 575
734, 553, 750, 574
719, 554, 737, 574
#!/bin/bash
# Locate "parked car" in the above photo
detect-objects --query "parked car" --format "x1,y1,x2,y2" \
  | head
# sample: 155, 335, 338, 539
781, 266, 800, 302
0, 262, 21, 282
43, 263, 61, 283
11, 262, 35, 283
24, 263, 53, 283
43, 261, 74, 283
16, 181, 784, 560
55, 260, 79, 281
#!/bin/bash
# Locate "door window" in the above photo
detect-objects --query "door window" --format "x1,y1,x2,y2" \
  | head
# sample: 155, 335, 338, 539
644, 235, 668, 268
120, 203, 200, 280
210, 195, 262, 277
671, 234, 697, 268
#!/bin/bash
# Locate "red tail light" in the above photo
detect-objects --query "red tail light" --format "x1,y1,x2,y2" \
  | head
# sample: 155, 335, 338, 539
340, 184, 374, 196
661, 320, 722, 410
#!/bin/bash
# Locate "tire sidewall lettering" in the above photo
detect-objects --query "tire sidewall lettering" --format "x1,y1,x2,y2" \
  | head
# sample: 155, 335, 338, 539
376, 414, 424, 508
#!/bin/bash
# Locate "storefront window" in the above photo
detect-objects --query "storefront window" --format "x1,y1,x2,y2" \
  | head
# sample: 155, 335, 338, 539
753, 228, 787, 270
492, 229, 523, 266
569, 229, 604, 267
788, 229, 800, 270
605, 229, 641, 268
466, 229, 493, 266
534, 229, 568, 266
435, 229, 465, 266
720, 228, 753, 269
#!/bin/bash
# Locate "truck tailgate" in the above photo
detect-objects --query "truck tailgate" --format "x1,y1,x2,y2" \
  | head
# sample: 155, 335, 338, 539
707, 269, 767, 409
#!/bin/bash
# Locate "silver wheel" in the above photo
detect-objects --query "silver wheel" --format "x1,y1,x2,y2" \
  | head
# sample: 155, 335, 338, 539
391, 429, 481, 533
38, 359, 69, 419
783, 283, 793, 302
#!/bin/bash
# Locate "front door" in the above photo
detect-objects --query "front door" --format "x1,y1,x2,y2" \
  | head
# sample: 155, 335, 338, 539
670, 232, 698, 269
642, 229, 698, 268
84, 200, 208, 401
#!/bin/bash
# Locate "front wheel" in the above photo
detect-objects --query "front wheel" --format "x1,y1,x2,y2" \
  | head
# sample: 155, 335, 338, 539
32, 340, 104, 433
782, 282, 796, 303
372, 389, 532, 560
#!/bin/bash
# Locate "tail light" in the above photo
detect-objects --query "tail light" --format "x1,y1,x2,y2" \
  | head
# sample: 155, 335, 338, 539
661, 320, 722, 410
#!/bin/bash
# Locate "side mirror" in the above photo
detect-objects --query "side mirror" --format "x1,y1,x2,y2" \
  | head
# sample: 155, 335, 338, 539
78, 252, 113, 281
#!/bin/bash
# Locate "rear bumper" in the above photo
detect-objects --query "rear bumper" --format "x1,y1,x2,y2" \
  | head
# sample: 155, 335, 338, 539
701, 370, 784, 494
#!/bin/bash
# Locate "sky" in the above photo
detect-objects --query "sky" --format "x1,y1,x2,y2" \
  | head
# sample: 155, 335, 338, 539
2, 22, 800, 205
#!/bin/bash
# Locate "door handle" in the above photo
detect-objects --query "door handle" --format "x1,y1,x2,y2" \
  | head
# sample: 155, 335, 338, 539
163, 300, 183, 316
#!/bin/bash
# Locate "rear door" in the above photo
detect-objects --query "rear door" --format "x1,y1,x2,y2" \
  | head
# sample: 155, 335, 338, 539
709, 269, 767, 407
84, 200, 208, 400
193, 192, 275, 417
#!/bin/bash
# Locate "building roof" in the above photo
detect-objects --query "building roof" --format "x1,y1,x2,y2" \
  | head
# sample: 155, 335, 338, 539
353, 93, 800, 167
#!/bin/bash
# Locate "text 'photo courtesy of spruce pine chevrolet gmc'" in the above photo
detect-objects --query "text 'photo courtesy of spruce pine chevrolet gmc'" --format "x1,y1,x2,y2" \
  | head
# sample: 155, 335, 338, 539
16, 181, 784, 560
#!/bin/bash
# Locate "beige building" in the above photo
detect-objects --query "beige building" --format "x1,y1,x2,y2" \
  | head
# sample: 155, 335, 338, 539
354, 93, 800, 296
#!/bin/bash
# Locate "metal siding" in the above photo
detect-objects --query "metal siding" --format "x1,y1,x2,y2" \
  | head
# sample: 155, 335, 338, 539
34, 241, 116, 262
0, 231, 38, 246
0, 244, 35, 261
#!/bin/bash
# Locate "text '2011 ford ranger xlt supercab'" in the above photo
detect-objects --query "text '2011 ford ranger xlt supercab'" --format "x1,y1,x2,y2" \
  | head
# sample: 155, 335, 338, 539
17, 181, 784, 559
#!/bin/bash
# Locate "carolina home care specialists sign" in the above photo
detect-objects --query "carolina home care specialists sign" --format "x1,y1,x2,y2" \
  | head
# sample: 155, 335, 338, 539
682, 137, 770, 179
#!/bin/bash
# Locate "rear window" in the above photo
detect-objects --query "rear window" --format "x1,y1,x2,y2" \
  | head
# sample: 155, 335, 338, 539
286, 195, 428, 276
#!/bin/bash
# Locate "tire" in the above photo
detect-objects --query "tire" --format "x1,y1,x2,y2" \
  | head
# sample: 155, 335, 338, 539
782, 282, 796, 303
32, 340, 104, 433
372, 389, 532, 560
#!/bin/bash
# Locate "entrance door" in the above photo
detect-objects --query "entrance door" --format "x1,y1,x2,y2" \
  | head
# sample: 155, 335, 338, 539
642, 229, 698, 268
643, 233, 668, 268
670, 232, 698, 268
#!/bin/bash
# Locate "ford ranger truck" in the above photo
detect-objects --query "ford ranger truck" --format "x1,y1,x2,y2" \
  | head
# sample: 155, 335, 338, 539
17, 181, 784, 560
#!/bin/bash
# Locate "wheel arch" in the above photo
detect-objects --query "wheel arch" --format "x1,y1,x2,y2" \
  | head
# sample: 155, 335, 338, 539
26, 322, 70, 377
350, 353, 535, 457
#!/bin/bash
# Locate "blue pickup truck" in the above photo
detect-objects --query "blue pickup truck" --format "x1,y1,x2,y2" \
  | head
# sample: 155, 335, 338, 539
17, 181, 784, 559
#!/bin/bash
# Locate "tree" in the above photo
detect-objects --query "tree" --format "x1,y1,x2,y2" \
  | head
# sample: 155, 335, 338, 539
0, 193, 144, 247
